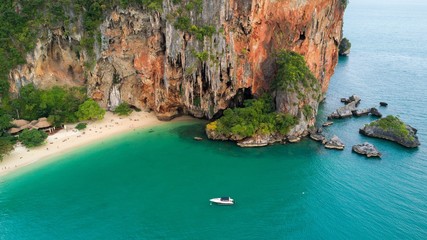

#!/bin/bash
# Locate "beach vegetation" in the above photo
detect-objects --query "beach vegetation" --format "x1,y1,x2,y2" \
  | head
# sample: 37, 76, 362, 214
2, 85, 87, 126
19, 129, 48, 148
75, 123, 87, 130
114, 103, 133, 116
0, 138, 14, 161
208, 94, 297, 138
0, 112, 13, 133
76, 99, 106, 121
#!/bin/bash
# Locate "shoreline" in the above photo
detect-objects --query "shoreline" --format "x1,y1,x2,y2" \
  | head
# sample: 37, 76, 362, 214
0, 111, 194, 177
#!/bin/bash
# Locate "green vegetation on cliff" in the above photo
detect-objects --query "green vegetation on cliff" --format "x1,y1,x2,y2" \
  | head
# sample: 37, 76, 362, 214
273, 50, 318, 92
0, 0, 164, 96
207, 95, 297, 138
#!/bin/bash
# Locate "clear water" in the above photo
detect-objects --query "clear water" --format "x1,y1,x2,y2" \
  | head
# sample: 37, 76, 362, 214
1, 1, 427, 239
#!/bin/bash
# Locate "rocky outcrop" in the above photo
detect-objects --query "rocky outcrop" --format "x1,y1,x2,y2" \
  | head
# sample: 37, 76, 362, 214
338, 37, 351, 56
325, 135, 345, 150
329, 95, 361, 119
237, 135, 271, 148
310, 132, 327, 144
352, 143, 382, 158
360, 116, 420, 148
9, 0, 345, 125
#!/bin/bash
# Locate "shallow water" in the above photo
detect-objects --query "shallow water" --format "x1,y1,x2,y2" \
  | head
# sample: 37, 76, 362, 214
1, 1, 427, 239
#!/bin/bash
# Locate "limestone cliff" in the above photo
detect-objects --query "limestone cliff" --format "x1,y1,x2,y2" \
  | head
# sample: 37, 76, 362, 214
9, 0, 345, 123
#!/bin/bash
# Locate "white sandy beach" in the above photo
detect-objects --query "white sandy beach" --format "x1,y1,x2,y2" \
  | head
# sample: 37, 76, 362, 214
0, 111, 191, 177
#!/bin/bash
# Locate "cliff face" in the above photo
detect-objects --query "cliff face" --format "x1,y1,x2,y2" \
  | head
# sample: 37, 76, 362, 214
9, 0, 345, 122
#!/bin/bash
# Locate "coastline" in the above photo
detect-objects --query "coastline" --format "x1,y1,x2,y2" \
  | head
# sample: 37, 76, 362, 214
0, 111, 193, 177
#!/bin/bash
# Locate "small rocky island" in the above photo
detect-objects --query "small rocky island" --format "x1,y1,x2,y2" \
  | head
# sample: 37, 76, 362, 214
360, 115, 420, 148
352, 143, 382, 158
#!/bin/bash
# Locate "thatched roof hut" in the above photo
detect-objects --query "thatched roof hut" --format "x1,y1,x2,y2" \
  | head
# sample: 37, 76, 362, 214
12, 119, 30, 128
33, 119, 52, 129
8, 127, 22, 134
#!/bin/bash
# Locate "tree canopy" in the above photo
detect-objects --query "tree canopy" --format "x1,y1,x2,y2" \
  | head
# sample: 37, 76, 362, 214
76, 99, 106, 121
19, 129, 48, 148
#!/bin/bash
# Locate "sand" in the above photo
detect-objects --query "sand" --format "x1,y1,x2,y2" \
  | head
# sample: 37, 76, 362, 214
0, 111, 192, 177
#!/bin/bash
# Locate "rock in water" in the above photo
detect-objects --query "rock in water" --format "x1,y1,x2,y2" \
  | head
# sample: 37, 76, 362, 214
352, 143, 382, 158
310, 132, 327, 144
352, 108, 372, 117
322, 121, 334, 127
237, 135, 270, 148
370, 108, 382, 118
325, 135, 345, 150
359, 115, 420, 148
380, 102, 388, 107
287, 135, 301, 143
328, 95, 361, 119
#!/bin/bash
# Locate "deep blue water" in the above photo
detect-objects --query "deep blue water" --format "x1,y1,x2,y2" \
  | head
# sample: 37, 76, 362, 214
1, 1, 427, 239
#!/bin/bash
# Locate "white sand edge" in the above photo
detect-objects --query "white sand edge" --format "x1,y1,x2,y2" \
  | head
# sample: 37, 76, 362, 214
0, 111, 193, 177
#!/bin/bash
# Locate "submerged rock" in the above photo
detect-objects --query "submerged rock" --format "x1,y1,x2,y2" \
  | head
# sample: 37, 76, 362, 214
359, 115, 420, 148
352, 142, 382, 158
325, 135, 345, 150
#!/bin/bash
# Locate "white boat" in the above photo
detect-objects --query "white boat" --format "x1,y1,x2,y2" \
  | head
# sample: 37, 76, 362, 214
209, 197, 234, 205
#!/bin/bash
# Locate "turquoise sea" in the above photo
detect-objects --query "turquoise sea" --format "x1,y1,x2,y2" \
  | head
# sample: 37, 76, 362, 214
1, 1, 427, 239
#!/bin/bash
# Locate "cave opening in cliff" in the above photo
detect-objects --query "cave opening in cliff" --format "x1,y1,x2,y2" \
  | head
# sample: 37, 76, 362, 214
212, 88, 253, 120
299, 31, 306, 41
229, 88, 253, 108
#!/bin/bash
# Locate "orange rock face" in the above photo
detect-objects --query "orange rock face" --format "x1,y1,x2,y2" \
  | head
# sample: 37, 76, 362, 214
9, 0, 345, 120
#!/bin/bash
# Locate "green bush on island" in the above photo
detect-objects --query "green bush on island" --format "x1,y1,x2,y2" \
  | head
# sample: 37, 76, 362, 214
76, 99, 106, 121
369, 115, 414, 141
19, 129, 48, 148
114, 103, 133, 116
207, 95, 297, 138
75, 123, 88, 130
